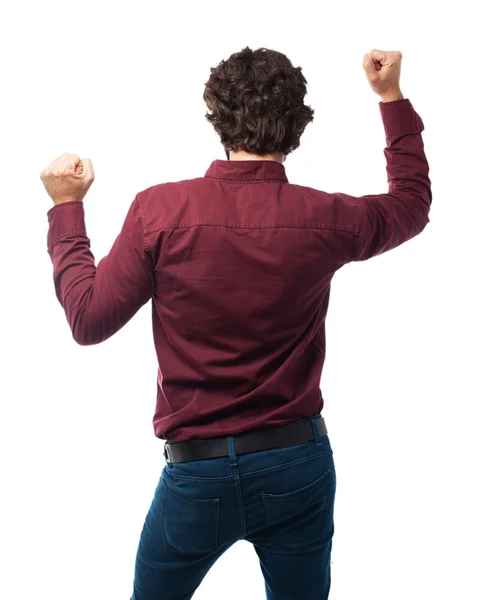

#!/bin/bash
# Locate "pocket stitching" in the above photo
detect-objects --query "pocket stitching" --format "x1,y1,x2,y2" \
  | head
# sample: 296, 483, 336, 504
261, 468, 331, 501
241, 446, 333, 480
261, 469, 331, 553
162, 478, 220, 554
164, 479, 219, 507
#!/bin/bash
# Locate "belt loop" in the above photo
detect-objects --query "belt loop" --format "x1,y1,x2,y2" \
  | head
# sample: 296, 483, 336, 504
227, 436, 237, 465
311, 416, 323, 446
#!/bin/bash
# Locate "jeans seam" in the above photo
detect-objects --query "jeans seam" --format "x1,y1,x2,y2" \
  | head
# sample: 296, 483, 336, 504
240, 450, 333, 479
231, 463, 247, 538
162, 448, 333, 482
163, 469, 235, 482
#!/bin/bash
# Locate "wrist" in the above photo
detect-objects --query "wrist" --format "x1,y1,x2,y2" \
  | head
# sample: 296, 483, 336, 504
380, 90, 404, 103
52, 198, 83, 206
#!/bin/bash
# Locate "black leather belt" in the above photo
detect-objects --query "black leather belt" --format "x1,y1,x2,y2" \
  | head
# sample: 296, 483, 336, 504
164, 416, 328, 464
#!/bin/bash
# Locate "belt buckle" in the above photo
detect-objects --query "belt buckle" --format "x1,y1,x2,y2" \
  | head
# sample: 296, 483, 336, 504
164, 443, 171, 464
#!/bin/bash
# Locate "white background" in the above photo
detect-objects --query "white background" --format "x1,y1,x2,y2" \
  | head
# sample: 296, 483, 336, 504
1, 1, 478, 599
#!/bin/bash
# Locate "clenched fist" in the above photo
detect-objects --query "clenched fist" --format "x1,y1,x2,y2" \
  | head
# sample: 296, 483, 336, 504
40, 153, 95, 206
363, 50, 404, 102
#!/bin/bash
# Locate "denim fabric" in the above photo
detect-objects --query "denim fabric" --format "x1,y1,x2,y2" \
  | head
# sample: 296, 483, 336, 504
130, 416, 336, 600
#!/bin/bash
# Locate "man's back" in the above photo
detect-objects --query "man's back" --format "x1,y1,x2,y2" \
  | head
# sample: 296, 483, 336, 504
135, 98, 431, 442
45, 99, 431, 444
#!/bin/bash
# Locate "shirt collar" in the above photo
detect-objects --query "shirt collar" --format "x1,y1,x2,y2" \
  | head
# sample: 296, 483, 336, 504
205, 159, 288, 182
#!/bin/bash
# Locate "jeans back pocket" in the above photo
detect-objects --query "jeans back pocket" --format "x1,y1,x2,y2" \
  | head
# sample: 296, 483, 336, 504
162, 477, 220, 555
261, 467, 334, 554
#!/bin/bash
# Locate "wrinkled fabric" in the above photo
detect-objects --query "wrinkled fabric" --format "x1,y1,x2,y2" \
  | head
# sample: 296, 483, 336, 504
46, 99, 432, 442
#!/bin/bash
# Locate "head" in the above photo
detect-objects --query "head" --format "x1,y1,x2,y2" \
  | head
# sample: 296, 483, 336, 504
203, 46, 314, 163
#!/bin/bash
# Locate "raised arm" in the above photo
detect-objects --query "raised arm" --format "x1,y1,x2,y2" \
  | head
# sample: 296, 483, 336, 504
343, 50, 432, 261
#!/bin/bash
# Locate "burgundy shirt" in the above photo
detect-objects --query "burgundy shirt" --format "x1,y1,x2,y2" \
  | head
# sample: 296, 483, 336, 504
47, 98, 432, 442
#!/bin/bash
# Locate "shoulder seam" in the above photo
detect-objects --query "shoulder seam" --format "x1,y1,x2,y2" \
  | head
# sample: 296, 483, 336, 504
135, 194, 150, 253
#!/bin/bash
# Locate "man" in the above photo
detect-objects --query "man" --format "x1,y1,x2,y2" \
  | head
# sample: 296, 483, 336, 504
41, 47, 431, 600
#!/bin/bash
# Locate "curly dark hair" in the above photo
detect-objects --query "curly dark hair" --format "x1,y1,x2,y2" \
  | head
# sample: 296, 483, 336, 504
203, 46, 314, 160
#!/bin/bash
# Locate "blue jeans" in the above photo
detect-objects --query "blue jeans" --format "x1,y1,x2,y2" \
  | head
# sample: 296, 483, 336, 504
130, 415, 336, 600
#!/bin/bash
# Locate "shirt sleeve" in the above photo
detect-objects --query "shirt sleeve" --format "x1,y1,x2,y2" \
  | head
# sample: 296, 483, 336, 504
46, 195, 155, 345
339, 98, 433, 262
